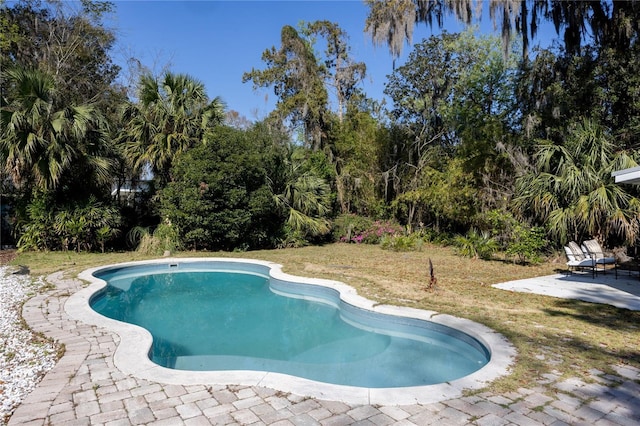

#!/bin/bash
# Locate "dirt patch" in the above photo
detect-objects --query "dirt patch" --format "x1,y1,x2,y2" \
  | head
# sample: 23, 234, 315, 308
0, 249, 18, 265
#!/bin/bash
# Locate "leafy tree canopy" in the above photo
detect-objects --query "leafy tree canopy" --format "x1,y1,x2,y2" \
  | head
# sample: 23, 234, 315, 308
243, 24, 329, 151
1, 0, 121, 106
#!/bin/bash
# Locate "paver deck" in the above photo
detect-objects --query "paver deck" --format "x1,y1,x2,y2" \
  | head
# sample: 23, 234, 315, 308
8, 271, 640, 425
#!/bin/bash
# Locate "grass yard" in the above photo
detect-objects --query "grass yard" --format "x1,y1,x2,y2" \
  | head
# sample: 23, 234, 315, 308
9, 243, 640, 394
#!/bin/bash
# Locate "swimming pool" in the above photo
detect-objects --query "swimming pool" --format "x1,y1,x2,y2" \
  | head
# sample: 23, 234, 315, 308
71, 258, 515, 404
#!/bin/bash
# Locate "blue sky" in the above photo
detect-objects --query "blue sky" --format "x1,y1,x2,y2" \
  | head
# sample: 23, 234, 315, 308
106, 1, 539, 121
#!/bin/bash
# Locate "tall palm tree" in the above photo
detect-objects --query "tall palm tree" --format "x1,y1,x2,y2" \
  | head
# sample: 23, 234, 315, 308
513, 119, 640, 246
120, 72, 225, 186
0, 67, 111, 191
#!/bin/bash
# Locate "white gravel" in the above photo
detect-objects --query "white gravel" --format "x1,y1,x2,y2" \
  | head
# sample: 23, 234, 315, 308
0, 266, 58, 424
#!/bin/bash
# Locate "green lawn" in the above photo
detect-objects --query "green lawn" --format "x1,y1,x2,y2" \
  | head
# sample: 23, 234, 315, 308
11, 243, 640, 393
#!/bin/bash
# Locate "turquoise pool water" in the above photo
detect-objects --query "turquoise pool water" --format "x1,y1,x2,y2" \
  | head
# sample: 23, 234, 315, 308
90, 262, 489, 388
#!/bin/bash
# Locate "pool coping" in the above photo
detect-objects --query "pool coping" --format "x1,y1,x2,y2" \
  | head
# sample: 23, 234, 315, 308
68, 257, 516, 405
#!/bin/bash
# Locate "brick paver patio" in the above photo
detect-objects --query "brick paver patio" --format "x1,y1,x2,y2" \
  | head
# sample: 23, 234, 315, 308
8, 271, 640, 425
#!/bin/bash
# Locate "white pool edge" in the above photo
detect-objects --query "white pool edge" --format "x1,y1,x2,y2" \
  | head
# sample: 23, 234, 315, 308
68, 257, 516, 405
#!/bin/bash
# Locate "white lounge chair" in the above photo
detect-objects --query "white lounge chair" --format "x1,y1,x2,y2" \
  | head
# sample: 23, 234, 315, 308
582, 239, 617, 277
564, 246, 595, 276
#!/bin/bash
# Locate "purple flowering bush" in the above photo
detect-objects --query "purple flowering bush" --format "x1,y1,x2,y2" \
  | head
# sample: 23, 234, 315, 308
332, 214, 403, 244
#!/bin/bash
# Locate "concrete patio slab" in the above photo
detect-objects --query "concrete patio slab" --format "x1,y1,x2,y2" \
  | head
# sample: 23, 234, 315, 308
493, 271, 640, 311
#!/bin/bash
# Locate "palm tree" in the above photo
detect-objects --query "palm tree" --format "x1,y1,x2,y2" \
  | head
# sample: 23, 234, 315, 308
275, 173, 332, 238
513, 119, 640, 246
120, 71, 225, 186
0, 67, 111, 191
272, 152, 332, 246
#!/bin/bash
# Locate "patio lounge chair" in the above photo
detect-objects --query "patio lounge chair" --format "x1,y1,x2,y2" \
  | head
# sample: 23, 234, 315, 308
564, 245, 595, 277
582, 239, 617, 277
568, 241, 588, 260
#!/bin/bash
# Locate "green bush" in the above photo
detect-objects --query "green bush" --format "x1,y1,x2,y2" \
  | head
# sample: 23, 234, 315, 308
159, 126, 280, 251
454, 228, 499, 260
276, 226, 309, 249
474, 210, 547, 264
17, 193, 121, 252
380, 233, 424, 252
415, 227, 453, 245
16, 193, 55, 251
505, 225, 547, 264
475, 209, 518, 249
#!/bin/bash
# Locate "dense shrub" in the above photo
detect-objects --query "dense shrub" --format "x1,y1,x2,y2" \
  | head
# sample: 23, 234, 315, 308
159, 126, 280, 251
475, 209, 518, 249
332, 214, 402, 244
453, 228, 499, 260
414, 227, 453, 245
475, 209, 548, 264
331, 214, 373, 242
380, 233, 424, 251
505, 225, 547, 264
17, 193, 120, 252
